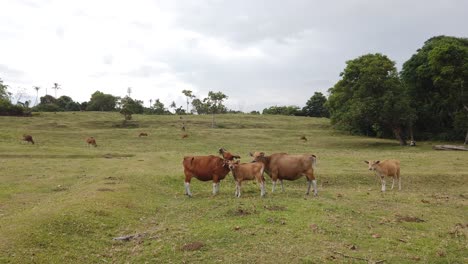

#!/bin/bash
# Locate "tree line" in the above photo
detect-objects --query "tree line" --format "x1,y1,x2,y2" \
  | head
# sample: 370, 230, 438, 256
1, 35, 466, 143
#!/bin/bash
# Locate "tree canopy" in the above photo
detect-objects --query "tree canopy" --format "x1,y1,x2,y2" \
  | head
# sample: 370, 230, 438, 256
327, 53, 415, 145
401, 35, 468, 140
302, 92, 329, 117
86, 91, 119, 111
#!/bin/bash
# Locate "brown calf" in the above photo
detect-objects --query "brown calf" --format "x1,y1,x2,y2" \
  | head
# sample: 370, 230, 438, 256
227, 160, 266, 197
139, 132, 148, 137
218, 148, 240, 160
23, 134, 34, 144
86, 137, 97, 147
300, 135, 308, 142
182, 134, 189, 139
364, 160, 401, 192
250, 151, 318, 195
183, 155, 230, 197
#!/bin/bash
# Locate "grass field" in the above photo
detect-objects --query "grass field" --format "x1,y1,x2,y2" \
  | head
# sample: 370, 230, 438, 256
0, 112, 467, 263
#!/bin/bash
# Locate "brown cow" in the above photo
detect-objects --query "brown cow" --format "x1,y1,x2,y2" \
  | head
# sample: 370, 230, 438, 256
86, 137, 97, 147
300, 135, 308, 142
219, 148, 240, 160
250, 152, 318, 196
23, 134, 34, 144
365, 160, 401, 192
182, 134, 189, 139
227, 160, 266, 197
183, 155, 230, 197
139, 132, 148, 137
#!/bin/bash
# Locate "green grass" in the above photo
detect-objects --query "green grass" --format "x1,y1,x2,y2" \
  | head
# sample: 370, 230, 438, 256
0, 112, 467, 263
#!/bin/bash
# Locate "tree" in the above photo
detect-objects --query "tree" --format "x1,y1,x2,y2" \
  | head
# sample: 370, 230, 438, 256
327, 53, 415, 145
191, 98, 209, 114
152, 99, 169, 115
120, 96, 144, 114
206, 91, 228, 128
401, 36, 468, 141
262, 105, 301, 115
0, 78, 11, 100
52, 83, 61, 98
302, 92, 330, 117
33, 86, 40, 106
182, 90, 195, 113
86, 91, 119, 111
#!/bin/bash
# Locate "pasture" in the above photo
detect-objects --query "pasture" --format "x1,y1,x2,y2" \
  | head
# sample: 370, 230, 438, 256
0, 112, 466, 263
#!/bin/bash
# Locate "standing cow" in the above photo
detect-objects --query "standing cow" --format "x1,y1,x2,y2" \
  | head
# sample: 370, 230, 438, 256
250, 152, 318, 196
227, 160, 266, 197
183, 155, 230, 197
365, 160, 401, 192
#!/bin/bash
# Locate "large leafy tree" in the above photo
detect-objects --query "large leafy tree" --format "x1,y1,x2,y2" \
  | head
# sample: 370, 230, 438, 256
302, 92, 329, 117
262, 105, 301, 115
401, 36, 468, 140
327, 53, 415, 145
206, 91, 228, 128
86, 91, 119, 111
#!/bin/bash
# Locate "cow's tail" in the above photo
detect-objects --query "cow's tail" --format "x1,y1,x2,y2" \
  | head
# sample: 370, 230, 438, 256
311, 155, 317, 169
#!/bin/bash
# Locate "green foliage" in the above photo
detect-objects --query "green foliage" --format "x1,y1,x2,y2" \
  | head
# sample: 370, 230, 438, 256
0, 78, 27, 116
32, 95, 81, 112
86, 91, 119, 111
120, 96, 144, 115
302, 92, 330, 117
147, 99, 171, 115
262, 105, 301, 115
401, 35, 468, 140
191, 98, 210, 114
327, 53, 415, 144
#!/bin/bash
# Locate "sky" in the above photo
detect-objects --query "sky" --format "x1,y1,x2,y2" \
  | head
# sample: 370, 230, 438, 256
0, 0, 467, 112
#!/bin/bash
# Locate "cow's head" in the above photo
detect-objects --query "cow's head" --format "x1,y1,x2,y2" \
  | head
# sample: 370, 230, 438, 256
364, 160, 380, 171
226, 160, 240, 170
219, 148, 226, 154
249, 151, 265, 163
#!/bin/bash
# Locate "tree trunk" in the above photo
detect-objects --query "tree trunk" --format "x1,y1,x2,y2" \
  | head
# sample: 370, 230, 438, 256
464, 130, 468, 145
393, 127, 407, 146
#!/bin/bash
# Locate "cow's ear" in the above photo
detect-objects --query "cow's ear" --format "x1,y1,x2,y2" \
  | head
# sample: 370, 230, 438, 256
364, 161, 369, 164
260, 152, 265, 157
249, 152, 253, 157
375, 160, 380, 164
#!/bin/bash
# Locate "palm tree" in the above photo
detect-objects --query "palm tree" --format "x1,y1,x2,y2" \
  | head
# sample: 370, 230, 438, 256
182, 90, 195, 113
52, 83, 61, 98
33, 86, 40, 106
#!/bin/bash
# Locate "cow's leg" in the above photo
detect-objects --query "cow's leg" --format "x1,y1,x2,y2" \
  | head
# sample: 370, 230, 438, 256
397, 169, 401, 190
212, 182, 220, 195
305, 170, 317, 196
391, 177, 395, 190
237, 181, 242, 198
184, 173, 193, 197
234, 181, 239, 197
280, 179, 285, 192
381, 177, 386, 192
260, 181, 266, 197
184, 182, 192, 197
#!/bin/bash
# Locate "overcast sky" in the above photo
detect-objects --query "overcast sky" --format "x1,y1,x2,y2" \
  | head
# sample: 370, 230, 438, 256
1, 0, 467, 111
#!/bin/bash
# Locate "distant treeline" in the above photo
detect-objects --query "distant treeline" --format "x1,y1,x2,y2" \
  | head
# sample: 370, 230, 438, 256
1, 35, 467, 143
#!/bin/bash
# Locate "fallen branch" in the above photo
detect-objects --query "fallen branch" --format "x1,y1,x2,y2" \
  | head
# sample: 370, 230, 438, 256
432, 145, 468, 151
333, 251, 385, 264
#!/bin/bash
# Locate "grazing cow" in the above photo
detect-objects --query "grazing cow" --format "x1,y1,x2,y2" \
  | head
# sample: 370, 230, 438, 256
218, 148, 240, 160
183, 155, 230, 197
227, 160, 266, 197
365, 160, 401, 192
22, 134, 34, 144
300, 136, 308, 142
182, 134, 189, 139
409, 140, 416, 146
139, 132, 148, 137
250, 152, 318, 195
86, 137, 97, 147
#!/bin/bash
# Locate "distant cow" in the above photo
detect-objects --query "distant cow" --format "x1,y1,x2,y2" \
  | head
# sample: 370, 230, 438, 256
86, 137, 97, 147
365, 160, 401, 192
250, 152, 318, 196
219, 148, 240, 160
300, 136, 308, 142
22, 134, 34, 144
227, 160, 266, 197
139, 132, 148, 137
183, 155, 230, 197
182, 134, 189, 139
